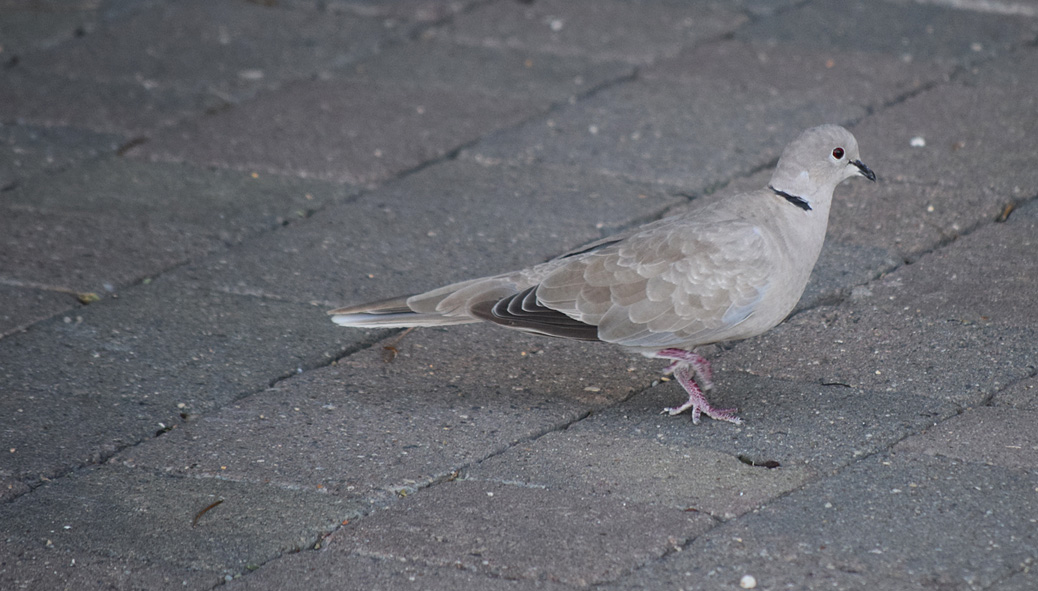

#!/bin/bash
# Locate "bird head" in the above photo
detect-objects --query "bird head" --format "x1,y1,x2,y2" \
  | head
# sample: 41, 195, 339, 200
769, 125, 875, 209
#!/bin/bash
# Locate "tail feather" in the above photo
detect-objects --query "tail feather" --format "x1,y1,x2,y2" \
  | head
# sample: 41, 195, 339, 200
328, 280, 503, 329
328, 294, 413, 317
329, 272, 542, 330
330, 311, 477, 328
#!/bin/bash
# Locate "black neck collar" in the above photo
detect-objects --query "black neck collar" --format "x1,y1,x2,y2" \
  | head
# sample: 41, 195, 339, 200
769, 185, 811, 211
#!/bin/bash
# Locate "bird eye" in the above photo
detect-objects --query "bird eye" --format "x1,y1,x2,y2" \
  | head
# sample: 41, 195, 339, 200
832, 147, 845, 159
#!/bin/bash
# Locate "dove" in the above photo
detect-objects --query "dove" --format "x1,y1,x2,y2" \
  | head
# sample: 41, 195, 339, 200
330, 125, 875, 424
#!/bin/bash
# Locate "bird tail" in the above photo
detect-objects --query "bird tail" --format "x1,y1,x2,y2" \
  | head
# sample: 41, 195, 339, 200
329, 276, 522, 329
327, 294, 472, 328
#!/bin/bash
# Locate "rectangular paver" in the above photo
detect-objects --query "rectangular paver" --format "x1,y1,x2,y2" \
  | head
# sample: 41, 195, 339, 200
994, 375, 1038, 411
336, 479, 715, 587
0, 465, 355, 580
894, 407, 1038, 471
224, 550, 572, 591
0, 284, 76, 338
133, 79, 541, 184
435, 0, 748, 64
608, 453, 1038, 590
0, 123, 121, 190
0, 281, 354, 497
18, 0, 399, 99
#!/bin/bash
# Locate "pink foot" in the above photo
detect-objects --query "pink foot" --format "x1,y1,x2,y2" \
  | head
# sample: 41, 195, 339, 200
655, 351, 740, 425
656, 348, 714, 390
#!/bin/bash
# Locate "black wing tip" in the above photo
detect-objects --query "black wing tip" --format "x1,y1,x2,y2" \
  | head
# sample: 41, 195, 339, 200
474, 287, 601, 341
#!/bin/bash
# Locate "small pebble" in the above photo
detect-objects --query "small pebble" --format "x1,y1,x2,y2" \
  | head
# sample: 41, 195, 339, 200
910, 136, 925, 148
740, 574, 757, 589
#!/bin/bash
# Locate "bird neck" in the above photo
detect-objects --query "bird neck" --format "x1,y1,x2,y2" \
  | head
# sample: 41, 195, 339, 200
768, 173, 836, 221
769, 186, 811, 211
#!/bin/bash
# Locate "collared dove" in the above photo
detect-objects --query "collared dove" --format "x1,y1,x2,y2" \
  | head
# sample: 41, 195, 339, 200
331, 125, 875, 424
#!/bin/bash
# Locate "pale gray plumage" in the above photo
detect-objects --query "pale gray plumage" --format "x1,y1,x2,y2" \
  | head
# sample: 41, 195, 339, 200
331, 125, 875, 424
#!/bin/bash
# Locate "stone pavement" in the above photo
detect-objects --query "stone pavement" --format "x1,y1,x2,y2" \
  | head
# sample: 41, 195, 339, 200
1, 0, 1037, 588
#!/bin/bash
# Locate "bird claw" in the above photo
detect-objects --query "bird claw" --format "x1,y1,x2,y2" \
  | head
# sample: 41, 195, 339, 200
661, 401, 741, 425
658, 352, 741, 425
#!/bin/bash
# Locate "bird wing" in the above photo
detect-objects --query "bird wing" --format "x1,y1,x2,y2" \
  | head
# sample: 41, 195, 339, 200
524, 215, 774, 349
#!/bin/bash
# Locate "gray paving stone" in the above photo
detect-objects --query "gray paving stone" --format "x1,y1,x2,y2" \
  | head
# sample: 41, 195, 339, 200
329, 37, 634, 103
0, 0, 97, 57
463, 36, 930, 189
826, 177, 1014, 262
0, 66, 224, 135
826, 61, 1038, 260
1015, 196, 1038, 221
0, 123, 122, 189
619, 563, 913, 591
894, 407, 1038, 471
719, 301, 1034, 407
0, 206, 221, 294
996, 568, 1038, 591
116, 321, 658, 498
994, 375, 1038, 411
5, 156, 354, 235
19, 0, 400, 100
0, 0, 156, 58
433, 0, 749, 64
852, 81, 1038, 198
0, 465, 354, 578
336, 479, 715, 587
280, 0, 480, 22
610, 454, 1038, 590
0, 284, 76, 338
539, 371, 955, 472
133, 78, 539, 184
466, 428, 813, 521
734, 0, 1038, 66
0, 281, 353, 496
168, 159, 684, 306
1, 158, 353, 294
0, 542, 215, 591
966, 44, 1038, 90
796, 240, 901, 312
739, 83, 1034, 261
856, 205, 1038, 328
224, 551, 572, 591
642, 35, 937, 102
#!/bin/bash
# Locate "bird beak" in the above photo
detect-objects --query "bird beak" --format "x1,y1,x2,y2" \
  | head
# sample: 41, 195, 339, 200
852, 159, 876, 182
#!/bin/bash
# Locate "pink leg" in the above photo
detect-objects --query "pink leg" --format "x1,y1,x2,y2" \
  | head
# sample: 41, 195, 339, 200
656, 350, 740, 425
656, 348, 713, 391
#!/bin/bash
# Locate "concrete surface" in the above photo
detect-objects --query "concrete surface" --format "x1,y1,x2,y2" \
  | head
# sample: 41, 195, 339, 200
1, 0, 1036, 589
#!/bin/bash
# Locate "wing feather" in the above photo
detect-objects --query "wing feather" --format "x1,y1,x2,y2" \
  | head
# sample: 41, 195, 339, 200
534, 215, 773, 349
